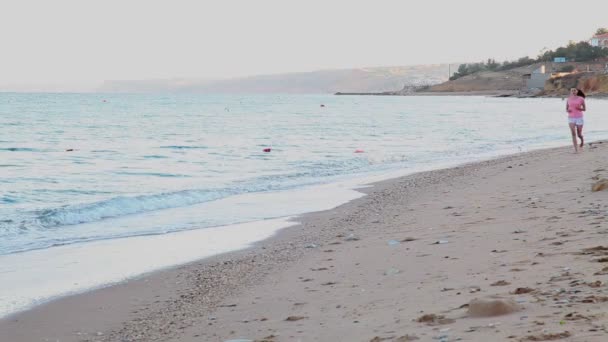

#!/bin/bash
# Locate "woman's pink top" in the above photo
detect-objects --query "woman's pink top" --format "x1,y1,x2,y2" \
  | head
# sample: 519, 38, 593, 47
567, 96, 585, 118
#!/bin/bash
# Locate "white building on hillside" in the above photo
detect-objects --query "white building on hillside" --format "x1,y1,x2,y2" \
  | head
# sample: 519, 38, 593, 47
590, 33, 608, 48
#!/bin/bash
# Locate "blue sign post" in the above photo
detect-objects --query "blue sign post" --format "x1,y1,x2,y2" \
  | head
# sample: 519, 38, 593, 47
554, 57, 567, 63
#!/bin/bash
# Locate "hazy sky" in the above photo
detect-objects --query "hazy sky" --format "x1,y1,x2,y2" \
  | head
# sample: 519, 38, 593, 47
1, 0, 606, 89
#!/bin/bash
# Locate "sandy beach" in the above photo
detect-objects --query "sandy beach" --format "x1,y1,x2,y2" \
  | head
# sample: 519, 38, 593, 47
4, 142, 608, 342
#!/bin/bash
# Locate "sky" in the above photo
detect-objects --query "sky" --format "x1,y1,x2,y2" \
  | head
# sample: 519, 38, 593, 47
1, 0, 607, 91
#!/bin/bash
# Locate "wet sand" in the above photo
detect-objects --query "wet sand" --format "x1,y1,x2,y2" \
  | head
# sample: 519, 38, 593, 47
3, 142, 608, 341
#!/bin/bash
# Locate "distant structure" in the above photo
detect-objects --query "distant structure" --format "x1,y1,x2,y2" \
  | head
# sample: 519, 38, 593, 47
397, 81, 436, 95
522, 65, 551, 90
590, 33, 608, 48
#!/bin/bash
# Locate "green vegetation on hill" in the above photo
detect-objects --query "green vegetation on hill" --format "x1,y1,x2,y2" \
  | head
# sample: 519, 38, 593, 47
538, 41, 608, 63
450, 29, 608, 81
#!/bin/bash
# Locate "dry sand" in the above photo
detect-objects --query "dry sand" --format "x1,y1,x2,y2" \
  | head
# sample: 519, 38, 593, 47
3, 142, 608, 342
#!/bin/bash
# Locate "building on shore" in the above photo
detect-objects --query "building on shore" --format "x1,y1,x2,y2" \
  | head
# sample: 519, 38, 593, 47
522, 65, 551, 90
590, 33, 608, 48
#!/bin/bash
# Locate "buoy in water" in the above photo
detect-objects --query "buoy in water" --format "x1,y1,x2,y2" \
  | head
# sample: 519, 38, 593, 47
354, 149, 364, 153
263, 148, 272, 152
320, 104, 325, 107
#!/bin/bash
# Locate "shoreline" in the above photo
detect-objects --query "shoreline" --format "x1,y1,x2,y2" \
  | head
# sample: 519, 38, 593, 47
0, 145, 539, 319
335, 90, 608, 98
4, 142, 608, 341
0, 141, 565, 320
335, 90, 518, 97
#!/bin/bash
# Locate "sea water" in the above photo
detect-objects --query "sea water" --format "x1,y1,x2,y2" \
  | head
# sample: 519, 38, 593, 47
2, 93, 608, 317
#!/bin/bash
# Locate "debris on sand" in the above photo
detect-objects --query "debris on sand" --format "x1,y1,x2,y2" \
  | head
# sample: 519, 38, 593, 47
591, 179, 608, 192
511, 287, 535, 294
580, 295, 608, 303
579, 246, 608, 255
522, 331, 571, 341
564, 312, 591, 321
415, 313, 455, 325
594, 266, 608, 275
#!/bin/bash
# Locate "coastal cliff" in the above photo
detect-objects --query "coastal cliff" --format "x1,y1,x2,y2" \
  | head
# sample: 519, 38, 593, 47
541, 73, 608, 97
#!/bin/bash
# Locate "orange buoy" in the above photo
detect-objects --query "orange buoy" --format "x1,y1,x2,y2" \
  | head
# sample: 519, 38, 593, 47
354, 149, 364, 153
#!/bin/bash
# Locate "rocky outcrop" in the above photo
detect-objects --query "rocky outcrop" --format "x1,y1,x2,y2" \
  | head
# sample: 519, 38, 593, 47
541, 73, 608, 97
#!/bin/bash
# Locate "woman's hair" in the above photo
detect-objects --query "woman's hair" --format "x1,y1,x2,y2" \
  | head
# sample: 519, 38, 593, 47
577, 89, 586, 98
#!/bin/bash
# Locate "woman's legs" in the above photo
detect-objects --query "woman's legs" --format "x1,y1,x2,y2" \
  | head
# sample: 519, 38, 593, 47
577, 125, 584, 148
569, 123, 578, 153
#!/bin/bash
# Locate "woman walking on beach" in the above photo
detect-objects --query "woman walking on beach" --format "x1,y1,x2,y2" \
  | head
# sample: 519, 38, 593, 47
566, 88, 586, 153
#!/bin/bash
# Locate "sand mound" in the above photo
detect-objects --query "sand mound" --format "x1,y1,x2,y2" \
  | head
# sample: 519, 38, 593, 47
467, 298, 521, 317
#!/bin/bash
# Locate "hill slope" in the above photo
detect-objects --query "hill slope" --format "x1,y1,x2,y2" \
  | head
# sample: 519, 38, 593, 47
99, 65, 451, 94
426, 64, 540, 93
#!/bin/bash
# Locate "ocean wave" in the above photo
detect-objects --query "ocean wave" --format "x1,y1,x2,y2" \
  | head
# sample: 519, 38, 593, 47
113, 171, 191, 178
0, 152, 412, 257
159, 145, 208, 149
143, 155, 169, 159
26, 155, 375, 229
0, 147, 41, 152
34, 189, 232, 228
1, 196, 18, 204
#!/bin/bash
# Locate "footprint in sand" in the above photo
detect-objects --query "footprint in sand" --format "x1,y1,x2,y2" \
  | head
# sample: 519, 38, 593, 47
490, 280, 511, 286
521, 331, 571, 341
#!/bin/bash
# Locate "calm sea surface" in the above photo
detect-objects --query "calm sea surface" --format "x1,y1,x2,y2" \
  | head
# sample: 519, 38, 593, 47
2, 93, 608, 257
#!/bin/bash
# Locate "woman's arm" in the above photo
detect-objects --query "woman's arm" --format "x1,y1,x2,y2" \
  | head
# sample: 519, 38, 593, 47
581, 99, 586, 112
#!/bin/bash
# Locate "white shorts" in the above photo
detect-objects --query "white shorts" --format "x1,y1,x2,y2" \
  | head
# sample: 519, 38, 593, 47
568, 117, 584, 126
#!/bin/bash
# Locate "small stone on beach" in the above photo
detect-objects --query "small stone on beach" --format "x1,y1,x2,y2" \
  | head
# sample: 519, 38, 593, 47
511, 287, 535, 294
345, 234, 360, 241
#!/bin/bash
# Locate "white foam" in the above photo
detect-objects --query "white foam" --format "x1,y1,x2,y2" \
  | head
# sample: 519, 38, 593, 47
0, 218, 294, 318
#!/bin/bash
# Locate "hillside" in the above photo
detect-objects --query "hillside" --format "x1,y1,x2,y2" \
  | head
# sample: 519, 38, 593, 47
425, 64, 540, 93
99, 65, 451, 94
420, 61, 608, 97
